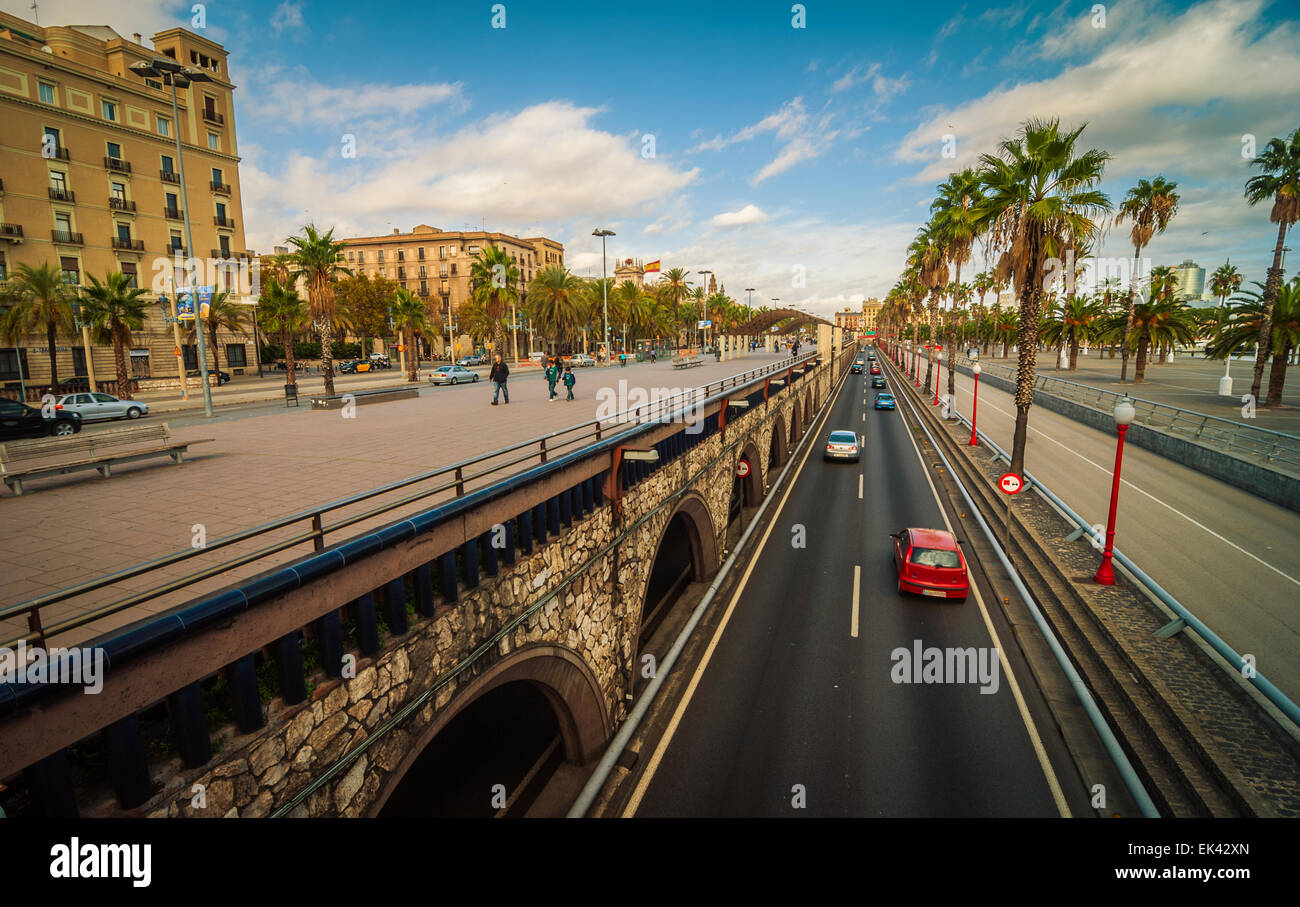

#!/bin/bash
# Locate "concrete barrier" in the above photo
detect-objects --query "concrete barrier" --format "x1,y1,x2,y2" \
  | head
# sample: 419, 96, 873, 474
310, 387, 420, 410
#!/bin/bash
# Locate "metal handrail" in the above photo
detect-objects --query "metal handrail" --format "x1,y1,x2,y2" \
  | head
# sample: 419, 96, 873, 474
1, 353, 818, 647
951, 353, 1300, 474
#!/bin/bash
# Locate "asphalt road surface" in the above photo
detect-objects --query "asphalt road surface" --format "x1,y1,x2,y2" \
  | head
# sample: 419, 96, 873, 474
628, 364, 1072, 817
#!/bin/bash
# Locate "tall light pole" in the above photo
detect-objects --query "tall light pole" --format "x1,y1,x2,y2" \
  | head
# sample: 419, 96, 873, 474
933, 348, 943, 406
130, 59, 214, 417
1094, 397, 1137, 585
969, 361, 982, 445
593, 228, 615, 364
698, 269, 712, 349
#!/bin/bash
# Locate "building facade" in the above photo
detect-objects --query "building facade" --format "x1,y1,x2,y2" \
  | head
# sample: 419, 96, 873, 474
861, 297, 882, 333
1170, 258, 1205, 301
834, 308, 864, 333
0, 12, 253, 393
339, 225, 564, 324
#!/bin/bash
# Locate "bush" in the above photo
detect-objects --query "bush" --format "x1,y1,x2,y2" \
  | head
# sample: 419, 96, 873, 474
330, 341, 362, 359
294, 341, 321, 359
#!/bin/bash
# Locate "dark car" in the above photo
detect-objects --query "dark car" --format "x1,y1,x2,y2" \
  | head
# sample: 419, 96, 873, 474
187, 368, 232, 385
871, 376, 886, 388
851, 361, 864, 374
0, 397, 82, 440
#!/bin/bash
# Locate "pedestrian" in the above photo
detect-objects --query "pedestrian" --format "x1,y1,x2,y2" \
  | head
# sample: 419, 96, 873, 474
489, 353, 510, 405
563, 365, 576, 401
619, 352, 627, 367
545, 360, 559, 401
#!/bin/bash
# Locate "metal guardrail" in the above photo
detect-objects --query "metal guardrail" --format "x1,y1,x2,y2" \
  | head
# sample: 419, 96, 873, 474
951, 353, 1300, 476
0, 353, 820, 649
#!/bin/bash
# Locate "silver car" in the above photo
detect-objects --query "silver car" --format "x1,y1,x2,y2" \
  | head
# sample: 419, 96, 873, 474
428, 365, 480, 385
570, 354, 596, 367
55, 392, 148, 422
823, 429, 861, 462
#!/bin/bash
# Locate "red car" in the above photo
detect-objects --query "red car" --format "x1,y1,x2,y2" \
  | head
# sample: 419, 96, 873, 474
870, 365, 882, 375
891, 528, 969, 600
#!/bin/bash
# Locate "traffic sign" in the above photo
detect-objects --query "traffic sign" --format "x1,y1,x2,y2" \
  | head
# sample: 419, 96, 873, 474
736, 457, 751, 479
998, 472, 1023, 495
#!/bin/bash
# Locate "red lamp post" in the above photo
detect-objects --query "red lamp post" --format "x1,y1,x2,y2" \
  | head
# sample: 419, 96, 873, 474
918, 344, 926, 388
933, 349, 943, 405
1094, 397, 1137, 585
968, 361, 982, 445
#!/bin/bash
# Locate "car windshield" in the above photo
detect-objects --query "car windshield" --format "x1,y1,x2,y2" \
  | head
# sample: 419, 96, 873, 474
878, 394, 893, 400
910, 547, 961, 568
829, 431, 856, 443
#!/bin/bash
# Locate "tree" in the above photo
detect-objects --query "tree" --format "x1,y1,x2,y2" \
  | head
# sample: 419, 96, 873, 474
469, 245, 520, 360
257, 277, 308, 385
390, 288, 430, 382
527, 265, 583, 352
976, 118, 1112, 475
0, 263, 76, 387
335, 274, 402, 355
287, 224, 352, 395
78, 273, 148, 399
1209, 279, 1300, 406
188, 289, 248, 375
1114, 176, 1180, 382
1244, 127, 1300, 405
1120, 294, 1197, 383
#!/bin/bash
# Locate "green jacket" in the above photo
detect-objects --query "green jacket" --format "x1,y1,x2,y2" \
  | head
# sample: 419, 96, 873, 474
546, 365, 559, 383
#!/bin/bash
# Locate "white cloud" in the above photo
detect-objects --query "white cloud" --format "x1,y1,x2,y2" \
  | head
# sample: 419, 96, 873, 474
240, 65, 463, 129
270, 1, 307, 37
832, 63, 880, 93
690, 98, 847, 185
710, 204, 769, 228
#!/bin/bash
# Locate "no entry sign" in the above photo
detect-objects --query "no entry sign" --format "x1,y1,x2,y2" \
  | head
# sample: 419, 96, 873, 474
736, 458, 751, 479
998, 472, 1023, 495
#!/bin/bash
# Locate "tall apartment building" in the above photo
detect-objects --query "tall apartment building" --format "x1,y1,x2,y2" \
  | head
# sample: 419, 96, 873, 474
1169, 258, 1206, 302
340, 224, 564, 322
834, 308, 864, 333
0, 12, 252, 390
861, 297, 882, 333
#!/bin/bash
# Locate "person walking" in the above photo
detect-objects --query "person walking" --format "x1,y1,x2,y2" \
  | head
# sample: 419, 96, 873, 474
545, 359, 559, 401
489, 353, 510, 405
563, 365, 576, 401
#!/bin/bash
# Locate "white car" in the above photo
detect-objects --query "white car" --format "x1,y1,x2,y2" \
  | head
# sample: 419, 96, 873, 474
569, 354, 596, 367
55, 392, 148, 422
427, 365, 480, 385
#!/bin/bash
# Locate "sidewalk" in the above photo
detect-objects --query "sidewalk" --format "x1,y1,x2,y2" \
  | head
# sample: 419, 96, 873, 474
0, 352, 792, 647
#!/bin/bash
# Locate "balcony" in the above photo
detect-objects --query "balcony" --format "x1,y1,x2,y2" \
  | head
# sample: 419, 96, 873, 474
48, 187, 75, 203
160, 170, 179, 183
111, 237, 144, 252
202, 109, 225, 125
211, 248, 233, 259
109, 197, 137, 212
104, 156, 132, 174
210, 180, 230, 194
164, 207, 184, 220
397, 268, 406, 279
213, 215, 236, 228
0, 224, 22, 240
51, 230, 84, 245
166, 245, 188, 257
397, 252, 405, 261
417, 288, 429, 297
47, 147, 70, 161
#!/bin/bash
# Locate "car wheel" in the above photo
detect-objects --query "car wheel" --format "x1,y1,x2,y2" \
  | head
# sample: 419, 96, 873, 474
126, 406, 143, 419
473, 375, 479, 382
450, 377, 457, 385
51, 421, 75, 437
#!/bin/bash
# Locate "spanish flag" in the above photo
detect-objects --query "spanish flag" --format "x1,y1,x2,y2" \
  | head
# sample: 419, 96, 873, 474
644, 260, 661, 273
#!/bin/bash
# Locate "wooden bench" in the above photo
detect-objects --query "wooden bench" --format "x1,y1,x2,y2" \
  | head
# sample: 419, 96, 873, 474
0, 423, 213, 495
671, 352, 704, 370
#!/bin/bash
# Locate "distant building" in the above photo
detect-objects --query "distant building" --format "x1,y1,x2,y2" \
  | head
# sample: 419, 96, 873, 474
1170, 259, 1205, 301
861, 297, 882, 333
835, 308, 864, 333
613, 257, 646, 287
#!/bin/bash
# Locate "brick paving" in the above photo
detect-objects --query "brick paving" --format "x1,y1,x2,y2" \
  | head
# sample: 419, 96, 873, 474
0, 351, 798, 647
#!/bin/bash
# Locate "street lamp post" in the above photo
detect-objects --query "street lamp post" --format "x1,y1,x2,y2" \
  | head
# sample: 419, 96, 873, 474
698, 269, 712, 349
129, 58, 214, 417
934, 349, 943, 406
969, 361, 982, 445
1093, 397, 1137, 585
156, 294, 187, 399
593, 228, 615, 364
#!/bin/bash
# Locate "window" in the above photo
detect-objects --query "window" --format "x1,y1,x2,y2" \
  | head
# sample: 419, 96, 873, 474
418, 247, 425, 260
211, 167, 222, 184
120, 262, 138, 287
102, 100, 117, 121
356, 251, 365, 263
216, 202, 227, 220
207, 133, 219, 150
169, 232, 183, 251
38, 82, 55, 104
909, 548, 961, 569
0, 350, 29, 382
106, 141, 122, 160
71, 347, 87, 377
218, 236, 230, 255
49, 170, 67, 192
182, 345, 198, 370
161, 155, 174, 174
117, 223, 132, 243
55, 212, 72, 233
346, 251, 353, 261
0, 251, 6, 282
129, 350, 150, 378
451, 264, 457, 276
226, 344, 247, 367
450, 246, 458, 256
92, 393, 116, 403
111, 182, 126, 202
43, 126, 61, 154
157, 116, 170, 136
60, 256, 79, 285
165, 192, 178, 210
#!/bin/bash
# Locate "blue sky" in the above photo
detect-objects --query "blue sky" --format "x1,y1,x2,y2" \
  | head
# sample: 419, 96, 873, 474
11, 0, 1300, 314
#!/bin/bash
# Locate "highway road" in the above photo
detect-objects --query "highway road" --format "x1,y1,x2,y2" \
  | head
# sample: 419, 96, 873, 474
627, 362, 1082, 817
935, 360, 1300, 705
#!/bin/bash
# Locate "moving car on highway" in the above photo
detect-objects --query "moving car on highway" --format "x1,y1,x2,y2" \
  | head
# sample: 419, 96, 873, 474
891, 528, 969, 600
871, 376, 887, 388
54, 392, 147, 422
873, 393, 896, 410
823, 429, 861, 462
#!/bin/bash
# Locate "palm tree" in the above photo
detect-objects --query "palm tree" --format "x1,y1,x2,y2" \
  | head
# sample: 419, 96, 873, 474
932, 167, 984, 398
976, 118, 1112, 474
1244, 128, 1300, 404
286, 224, 351, 395
907, 222, 947, 393
390, 289, 429, 382
1114, 176, 1180, 382
1210, 279, 1300, 406
78, 272, 148, 399
188, 289, 247, 376
0, 263, 76, 387
972, 269, 995, 347
469, 245, 520, 360
528, 266, 584, 352
1123, 295, 1197, 383
257, 277, 308, 385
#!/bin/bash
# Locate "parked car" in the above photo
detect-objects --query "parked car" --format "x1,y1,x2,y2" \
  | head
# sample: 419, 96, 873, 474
54, 392, 148, 422
570, 354, 596, 367
187, 368, 231, 385
823, 429, 861, 462
456, 354, 486, 367
0, 398, 82, 440
428, 365, 480, 385
891, 528, 969, 600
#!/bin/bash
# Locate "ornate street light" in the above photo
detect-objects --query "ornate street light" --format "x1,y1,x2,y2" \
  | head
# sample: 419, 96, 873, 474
1094, 397, 1137, 585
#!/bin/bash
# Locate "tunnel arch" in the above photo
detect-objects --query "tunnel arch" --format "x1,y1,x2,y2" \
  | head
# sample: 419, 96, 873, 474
638, 492, 719, 639
789, 398, 802, 446
766, 413, 788, 481
368, 645, 609, 816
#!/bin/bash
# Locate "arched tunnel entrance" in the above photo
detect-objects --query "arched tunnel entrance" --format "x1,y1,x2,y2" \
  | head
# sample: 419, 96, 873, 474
767, 416, 787, 483
377, 680, 561, 818
726, 443, 762, 551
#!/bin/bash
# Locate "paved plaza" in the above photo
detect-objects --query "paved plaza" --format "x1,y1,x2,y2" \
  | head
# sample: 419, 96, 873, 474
0, 351, 800, 646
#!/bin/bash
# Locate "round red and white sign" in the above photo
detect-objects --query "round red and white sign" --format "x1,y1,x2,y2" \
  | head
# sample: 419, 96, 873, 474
998, 472, 1023, 495
736, 458, 751, 478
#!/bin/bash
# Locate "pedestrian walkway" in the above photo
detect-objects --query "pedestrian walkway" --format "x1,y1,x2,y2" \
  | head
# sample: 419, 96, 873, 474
0, 352, 791, 647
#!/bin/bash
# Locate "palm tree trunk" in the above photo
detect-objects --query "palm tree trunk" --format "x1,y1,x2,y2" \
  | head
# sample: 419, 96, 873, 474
46, 322, 60, 388
1250, 219, 1289, 405
1010, 235, 1045, 477
924, 301, 937, 394
1266, 341, 1290, 406
405, 326, 417, 382
113, 330, 132, 400
1120, 242, 1142, 382
283, 327, 296, 385
210, 324, 221, 376
320, 320, 336, 395
1134, 330, 1150, 383
1069, 329, 1080, 370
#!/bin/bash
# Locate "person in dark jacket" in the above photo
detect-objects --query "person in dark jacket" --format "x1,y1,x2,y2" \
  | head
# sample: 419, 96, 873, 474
545, 361, 559, 400
563, 365, 576, 401
489, 354, 510, 404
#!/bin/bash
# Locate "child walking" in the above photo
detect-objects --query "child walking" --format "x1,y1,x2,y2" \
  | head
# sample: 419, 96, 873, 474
563, 365, 576, 401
